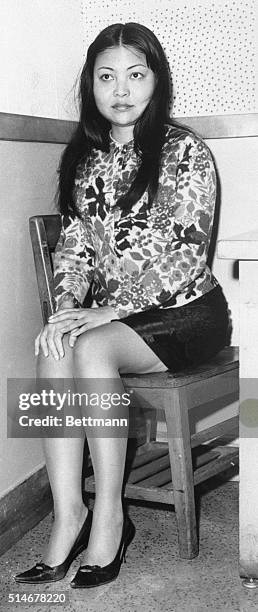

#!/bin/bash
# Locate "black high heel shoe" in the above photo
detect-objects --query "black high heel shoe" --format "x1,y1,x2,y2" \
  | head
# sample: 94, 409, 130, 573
14, 508, 93, 584
70, 514, 135, 588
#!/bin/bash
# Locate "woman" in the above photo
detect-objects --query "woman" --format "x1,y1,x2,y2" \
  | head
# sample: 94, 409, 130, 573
15, 22, 230, 588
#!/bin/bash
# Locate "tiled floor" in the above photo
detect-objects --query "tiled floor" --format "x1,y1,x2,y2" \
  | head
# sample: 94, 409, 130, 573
1, 477, 258, 612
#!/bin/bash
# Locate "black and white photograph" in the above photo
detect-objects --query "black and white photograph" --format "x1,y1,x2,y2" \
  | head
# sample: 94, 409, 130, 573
0, 1, 258, 610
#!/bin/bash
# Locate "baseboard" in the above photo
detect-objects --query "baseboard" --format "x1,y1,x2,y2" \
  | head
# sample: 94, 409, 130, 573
0, 466, 52, 556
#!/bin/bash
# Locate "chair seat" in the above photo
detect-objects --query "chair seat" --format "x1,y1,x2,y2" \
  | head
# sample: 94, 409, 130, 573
122, 346, 239, 388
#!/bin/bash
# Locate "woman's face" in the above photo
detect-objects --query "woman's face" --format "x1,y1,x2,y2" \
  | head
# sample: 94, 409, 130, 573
93, 45, 156, 133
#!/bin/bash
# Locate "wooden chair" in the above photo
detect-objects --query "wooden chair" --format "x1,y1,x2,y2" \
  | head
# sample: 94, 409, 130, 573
29, 214, 239, 560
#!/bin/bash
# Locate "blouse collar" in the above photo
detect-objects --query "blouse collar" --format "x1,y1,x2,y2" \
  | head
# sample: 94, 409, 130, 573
109, 130, 134, 153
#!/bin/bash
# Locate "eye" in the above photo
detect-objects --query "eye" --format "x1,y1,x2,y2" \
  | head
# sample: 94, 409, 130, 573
100, 74, 113, 81
130, 72, 144, 80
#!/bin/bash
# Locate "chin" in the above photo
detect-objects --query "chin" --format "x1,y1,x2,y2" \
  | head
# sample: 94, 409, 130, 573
110, 113, 139, 124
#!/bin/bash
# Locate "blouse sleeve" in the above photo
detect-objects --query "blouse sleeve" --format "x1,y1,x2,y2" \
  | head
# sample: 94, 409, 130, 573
52, 213, 95, 311
167, 132, 217, 282
157, 133, 217, 298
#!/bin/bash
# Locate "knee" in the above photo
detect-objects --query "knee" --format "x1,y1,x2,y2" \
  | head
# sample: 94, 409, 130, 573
36, 349, 55, 375
73, 330, 100, 366
73, 327, 116, 372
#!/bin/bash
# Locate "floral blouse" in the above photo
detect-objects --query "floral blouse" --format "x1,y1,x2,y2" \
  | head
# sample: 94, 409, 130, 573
53, 124, 219, 318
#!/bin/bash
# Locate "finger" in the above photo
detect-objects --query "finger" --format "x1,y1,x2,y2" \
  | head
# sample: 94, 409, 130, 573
69, 333, 77, 348
35, 333, 41, 356
54, 333, 65, 359
59, 321, 83, 333
69, 324, 89, 338
48, 310, 82, 322
68, 330, 83, 348
49, 307, 78, 316
68, 326, 88, 347
39, 332, 49, 358
47, 335, 61, 361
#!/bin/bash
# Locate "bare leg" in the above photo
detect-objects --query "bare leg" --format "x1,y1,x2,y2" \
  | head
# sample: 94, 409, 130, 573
73, 321, 167, 567
36, 336, 88, 566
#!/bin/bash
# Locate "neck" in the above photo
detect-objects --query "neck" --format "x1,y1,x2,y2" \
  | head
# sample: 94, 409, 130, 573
111, 124, 134, 144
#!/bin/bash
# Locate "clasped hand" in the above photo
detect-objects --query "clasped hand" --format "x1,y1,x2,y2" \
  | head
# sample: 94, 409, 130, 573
35, 306, 118, 360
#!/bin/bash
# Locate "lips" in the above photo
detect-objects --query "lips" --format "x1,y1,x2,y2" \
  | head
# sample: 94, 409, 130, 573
112, 104, 133, 110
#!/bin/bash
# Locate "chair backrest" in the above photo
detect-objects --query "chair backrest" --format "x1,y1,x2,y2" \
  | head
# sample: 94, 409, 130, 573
29, 215, 61, 324
29, 214, 94, 324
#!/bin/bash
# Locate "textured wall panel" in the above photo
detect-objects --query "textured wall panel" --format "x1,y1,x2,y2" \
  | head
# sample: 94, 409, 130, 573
80, 0, 257, 116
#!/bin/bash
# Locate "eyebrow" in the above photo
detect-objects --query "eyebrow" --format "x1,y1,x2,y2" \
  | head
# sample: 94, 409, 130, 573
97, 63, 147, 71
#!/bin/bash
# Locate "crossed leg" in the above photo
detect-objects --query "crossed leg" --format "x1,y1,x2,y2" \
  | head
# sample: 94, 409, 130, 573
37, 320, 167, 567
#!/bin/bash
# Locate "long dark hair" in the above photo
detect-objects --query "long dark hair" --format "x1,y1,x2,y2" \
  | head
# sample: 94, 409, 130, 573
58, 22, 172, 217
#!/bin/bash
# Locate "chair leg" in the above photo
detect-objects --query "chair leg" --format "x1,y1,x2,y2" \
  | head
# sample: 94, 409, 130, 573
163, 387, 198, 559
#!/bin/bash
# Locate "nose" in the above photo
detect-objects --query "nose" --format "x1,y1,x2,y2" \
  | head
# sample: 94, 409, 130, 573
113, 77, 129, 97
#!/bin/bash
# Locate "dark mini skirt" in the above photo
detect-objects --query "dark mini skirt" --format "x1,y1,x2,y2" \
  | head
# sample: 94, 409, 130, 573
121, 285, 231, 372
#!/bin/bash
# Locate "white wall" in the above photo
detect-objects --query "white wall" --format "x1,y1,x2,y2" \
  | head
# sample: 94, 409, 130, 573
0, 0, 84, 119
0, 141, 64, 497
1, 0, 257, 119
0, 0, 85, 499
